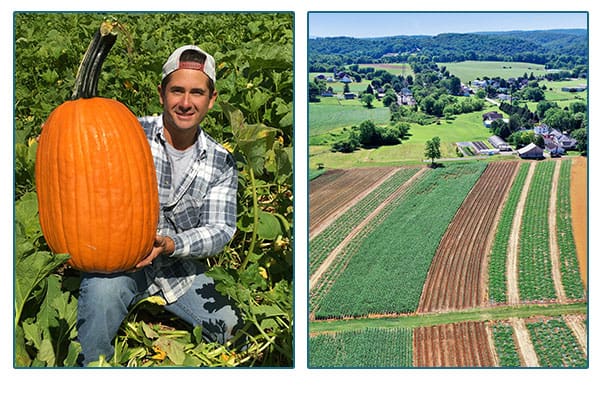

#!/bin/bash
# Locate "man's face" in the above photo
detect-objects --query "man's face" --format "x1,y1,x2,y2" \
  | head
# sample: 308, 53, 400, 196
159, 68, 217, 137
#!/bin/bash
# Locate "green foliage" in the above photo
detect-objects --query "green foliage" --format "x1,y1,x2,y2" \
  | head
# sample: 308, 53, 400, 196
359, 93, 374, 108
424, 136, 441, 164
14, 12, 293, 367
488, 163, 530, 304
14, 191, 73, 366
309, 327, 412, 368
491, 322, 522, 367
331, 120, 410, 152
518, 162, 556, 301
527, 317, 587, 367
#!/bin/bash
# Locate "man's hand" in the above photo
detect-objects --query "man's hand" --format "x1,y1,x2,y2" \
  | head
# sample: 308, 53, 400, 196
134, 235, 175, 269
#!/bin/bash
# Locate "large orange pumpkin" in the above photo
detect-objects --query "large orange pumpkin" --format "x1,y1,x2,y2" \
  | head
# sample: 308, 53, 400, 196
35, 21, 159, 273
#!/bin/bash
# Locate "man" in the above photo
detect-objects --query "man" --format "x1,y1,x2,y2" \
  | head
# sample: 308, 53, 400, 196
76, 45, 241, 366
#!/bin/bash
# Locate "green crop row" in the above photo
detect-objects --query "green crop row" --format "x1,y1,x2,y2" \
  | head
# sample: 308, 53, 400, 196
518, 161, 557, 301
309, 167, 421, 276
556, 160, 586, 300
309, 327, 413, 367
488, 163, 530, 304
491, 321, 522, 366
312, 163, 486, 318
527, 317, 587, 367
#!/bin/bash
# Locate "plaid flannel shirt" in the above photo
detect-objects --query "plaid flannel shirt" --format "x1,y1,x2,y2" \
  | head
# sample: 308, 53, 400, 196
138, 115, 237, 303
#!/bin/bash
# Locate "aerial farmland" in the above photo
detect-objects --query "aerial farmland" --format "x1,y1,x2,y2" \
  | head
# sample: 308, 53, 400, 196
308, 14, 588, 368
309, 157, 587, 367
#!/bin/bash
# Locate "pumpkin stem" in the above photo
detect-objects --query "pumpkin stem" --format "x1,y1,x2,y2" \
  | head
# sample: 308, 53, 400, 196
71, 20, 119, 100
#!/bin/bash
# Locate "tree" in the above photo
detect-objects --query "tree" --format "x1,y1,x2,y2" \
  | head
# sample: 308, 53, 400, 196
308, 81, 321, 102
572, 128, 588, 155
358, 120, 379, 145
424, 136, 441, 166
360, 93, 375, 108
343, 82, 350, 93
382, 92, 397, 107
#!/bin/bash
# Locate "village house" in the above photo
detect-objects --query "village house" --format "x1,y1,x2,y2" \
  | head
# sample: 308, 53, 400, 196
482, 111, 506, 128
534, 123, 578, 154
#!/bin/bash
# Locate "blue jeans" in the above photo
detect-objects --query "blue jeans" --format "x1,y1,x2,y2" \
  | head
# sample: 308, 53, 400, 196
76, 270, 241, 365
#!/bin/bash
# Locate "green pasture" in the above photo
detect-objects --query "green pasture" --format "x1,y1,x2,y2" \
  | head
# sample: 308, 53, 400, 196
309, 103, 501, 169
439, 61, 549, 83
309, 97, 390, 138
542, 79, 587, 103
309, 72, 371, 95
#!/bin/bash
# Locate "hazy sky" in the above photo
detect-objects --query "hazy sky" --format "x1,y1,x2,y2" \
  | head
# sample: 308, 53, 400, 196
309, 12, 588, 38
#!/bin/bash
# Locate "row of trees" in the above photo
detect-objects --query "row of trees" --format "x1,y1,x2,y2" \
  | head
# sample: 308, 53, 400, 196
331, 120, 410, 153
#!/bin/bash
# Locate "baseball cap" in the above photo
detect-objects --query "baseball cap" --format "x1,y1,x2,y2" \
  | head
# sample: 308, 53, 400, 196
161, 45, 216, 83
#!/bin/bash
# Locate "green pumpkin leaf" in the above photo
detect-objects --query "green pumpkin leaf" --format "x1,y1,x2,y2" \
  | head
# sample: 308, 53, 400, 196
257, 210, 282, 240
155, 337, 186, 365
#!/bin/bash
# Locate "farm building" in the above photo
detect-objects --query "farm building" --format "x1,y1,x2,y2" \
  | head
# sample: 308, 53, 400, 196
483, 111, 503, 121
561, 85, 587, 92
517, 143, 544, 159
488, 135, 512, 151
483, 111, 507, 128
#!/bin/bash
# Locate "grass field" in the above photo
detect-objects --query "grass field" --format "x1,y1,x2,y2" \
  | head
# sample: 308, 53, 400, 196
309, 97, 390, 138
439, 61, 549, 83
309, 72, 372, 95
309, 102, 503, 169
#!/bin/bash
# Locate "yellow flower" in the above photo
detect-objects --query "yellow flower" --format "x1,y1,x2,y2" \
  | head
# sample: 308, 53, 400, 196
146, 295, 167, 306
222, 141, 234, 153
258, 266, 268, 280
150, 345, 166, 361
274, 236, 289, 251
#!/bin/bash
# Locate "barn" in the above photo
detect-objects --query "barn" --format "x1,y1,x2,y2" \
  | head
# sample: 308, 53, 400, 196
517, 143, 544, 159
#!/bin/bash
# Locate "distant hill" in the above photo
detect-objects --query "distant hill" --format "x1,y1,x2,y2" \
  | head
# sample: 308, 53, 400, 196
309, 29, 587, 70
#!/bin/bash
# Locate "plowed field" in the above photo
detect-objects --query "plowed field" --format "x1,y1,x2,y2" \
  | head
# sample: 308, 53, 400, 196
309, 167, 397, 237
413, 321, 495, 367
571, 156, 587, 288
418, 161, 519, 312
